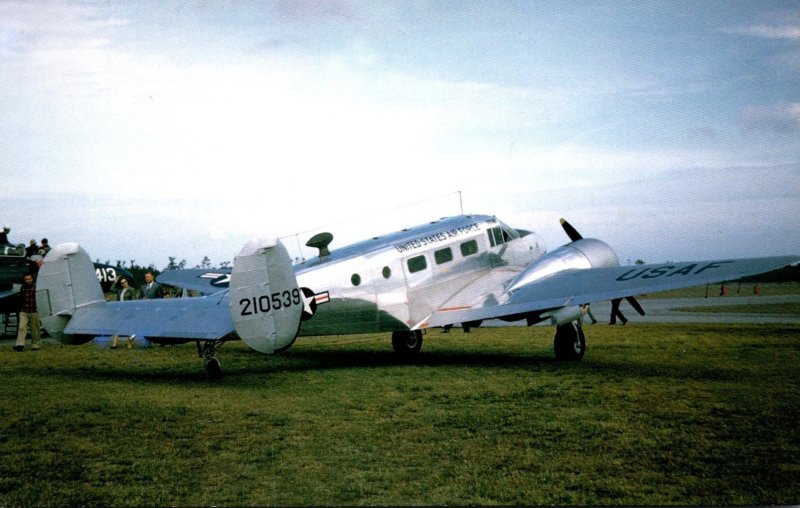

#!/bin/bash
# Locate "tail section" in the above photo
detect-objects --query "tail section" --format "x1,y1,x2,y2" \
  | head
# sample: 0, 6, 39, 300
228, 238, 303, 354
36, 242, 106, 344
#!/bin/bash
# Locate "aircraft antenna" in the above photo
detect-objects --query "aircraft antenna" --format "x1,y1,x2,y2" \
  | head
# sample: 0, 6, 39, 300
279, 190, 463, 259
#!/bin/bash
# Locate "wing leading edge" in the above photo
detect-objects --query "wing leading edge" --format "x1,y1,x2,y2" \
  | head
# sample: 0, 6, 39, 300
416, 256, 799, 329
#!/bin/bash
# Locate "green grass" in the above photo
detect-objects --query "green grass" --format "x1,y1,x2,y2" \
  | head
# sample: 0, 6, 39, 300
2, 324, 799, 506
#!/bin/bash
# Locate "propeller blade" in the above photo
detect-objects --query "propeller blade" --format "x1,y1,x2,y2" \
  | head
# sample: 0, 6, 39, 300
626, 296, 646, 316
560, 218, 583, 242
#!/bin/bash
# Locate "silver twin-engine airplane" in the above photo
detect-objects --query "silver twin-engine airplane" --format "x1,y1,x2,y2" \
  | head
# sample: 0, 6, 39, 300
34, 215, 798, 377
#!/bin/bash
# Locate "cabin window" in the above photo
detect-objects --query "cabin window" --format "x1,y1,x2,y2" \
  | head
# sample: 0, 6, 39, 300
407, 255, 427, 273
434, 247, 453, 265
382, 266, 391, 279
460, 239, 478, 257
351, 274, 361, 286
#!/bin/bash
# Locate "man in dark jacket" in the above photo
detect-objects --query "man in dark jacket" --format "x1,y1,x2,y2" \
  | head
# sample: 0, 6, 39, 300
13, 273, 41, 351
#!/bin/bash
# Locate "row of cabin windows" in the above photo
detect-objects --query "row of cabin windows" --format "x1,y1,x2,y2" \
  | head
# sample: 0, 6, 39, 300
353, 227, 516, 285
407, 238, 479, 274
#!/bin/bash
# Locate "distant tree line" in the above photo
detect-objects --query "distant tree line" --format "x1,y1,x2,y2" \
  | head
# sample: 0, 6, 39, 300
98, 256, 232, 286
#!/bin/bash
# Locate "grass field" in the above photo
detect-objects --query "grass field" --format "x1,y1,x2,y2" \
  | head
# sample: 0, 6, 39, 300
2, 324, 799, 506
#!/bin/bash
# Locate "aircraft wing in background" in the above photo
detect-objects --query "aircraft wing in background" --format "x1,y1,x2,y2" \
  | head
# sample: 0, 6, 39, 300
157, 269, 232, 295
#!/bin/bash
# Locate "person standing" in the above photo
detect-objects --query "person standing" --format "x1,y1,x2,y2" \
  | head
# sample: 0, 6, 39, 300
609, 298, 628, 325
25, 239, 39, 258
581, 303, 598, 324
38, 238, 51, 257
13, 274, 41, 351
110, 277, 139, 349
139, 271, 163, 299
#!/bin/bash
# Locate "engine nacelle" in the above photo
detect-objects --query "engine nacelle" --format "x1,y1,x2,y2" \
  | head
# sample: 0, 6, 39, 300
507, 238, 619, 292
542, 305, 583, 326
228, 238, 303, 354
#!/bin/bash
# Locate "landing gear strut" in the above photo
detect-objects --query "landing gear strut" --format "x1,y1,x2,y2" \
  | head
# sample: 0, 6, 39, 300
196, 340, 225, 378
553, 322, 585, 361
392, 330, 423, 356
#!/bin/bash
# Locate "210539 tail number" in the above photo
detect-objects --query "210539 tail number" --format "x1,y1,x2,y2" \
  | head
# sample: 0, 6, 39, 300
239, 288, 302, 316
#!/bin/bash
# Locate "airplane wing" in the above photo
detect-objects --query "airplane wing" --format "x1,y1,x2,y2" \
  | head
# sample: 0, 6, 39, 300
0, 286, 17, 301
416, 256, 799, 329
61, 294, 234, 342
0, 287, 19, 313
156, 269, 231, 295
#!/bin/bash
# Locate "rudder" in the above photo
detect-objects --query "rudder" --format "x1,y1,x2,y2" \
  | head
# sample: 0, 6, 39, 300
228, 238, 303, 354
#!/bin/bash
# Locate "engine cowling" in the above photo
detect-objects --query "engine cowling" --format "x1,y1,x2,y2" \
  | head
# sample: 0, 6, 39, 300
228, 238, 303, 354
507, 238, 619, 292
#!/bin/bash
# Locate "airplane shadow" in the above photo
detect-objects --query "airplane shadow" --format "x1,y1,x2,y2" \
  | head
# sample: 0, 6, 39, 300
44, 346, 564, 385
43, 345, 737, 388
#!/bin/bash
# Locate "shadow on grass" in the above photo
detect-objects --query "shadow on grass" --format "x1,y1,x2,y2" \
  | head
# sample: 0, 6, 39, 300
36, 341, 741, 386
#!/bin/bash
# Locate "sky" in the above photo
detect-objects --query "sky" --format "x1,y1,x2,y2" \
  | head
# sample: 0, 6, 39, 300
1, 0, 799, 270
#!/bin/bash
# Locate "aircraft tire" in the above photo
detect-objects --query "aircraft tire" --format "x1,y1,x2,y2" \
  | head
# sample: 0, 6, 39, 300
204, 357, 222, 379
553, 322, 585, 361
392, 330, 423, 356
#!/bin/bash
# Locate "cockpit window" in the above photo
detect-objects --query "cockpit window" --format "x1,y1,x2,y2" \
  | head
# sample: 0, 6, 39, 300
488, 226, 518, 247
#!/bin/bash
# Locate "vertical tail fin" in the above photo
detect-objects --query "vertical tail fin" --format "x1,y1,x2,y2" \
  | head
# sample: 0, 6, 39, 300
228, 238, 303, 354
36, 242, 105, 343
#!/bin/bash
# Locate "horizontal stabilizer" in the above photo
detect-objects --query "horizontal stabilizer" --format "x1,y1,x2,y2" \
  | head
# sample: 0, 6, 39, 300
63, 297, 234, 342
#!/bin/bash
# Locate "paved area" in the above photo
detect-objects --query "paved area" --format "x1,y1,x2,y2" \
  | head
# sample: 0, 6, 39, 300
584, 295, 800, 324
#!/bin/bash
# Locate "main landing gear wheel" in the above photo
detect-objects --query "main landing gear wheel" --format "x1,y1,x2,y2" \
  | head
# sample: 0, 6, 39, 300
553, 322, 586, 361
197, 340, 224, 379
204, 357, 222, 379
392, 330, 423, 356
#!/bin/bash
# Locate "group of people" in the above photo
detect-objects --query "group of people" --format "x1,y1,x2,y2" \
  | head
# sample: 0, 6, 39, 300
24, 237, 51, 259
1, 226, 52, 276
1, 226, 50, 257
11, 267, 165, 352
108, 271, 163, 349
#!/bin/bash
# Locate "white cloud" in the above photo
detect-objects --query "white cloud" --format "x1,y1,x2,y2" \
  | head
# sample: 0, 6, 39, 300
740, 102, 800, 133
736, 24, 800, 40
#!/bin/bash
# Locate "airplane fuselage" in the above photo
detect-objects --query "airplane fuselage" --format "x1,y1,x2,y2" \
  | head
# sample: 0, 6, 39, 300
290, 215, 546, 335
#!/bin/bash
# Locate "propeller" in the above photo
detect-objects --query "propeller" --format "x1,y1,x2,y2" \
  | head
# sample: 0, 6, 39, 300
625, 296, 646, 316
560, 218, 646, 317
559, 218, 583, 242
